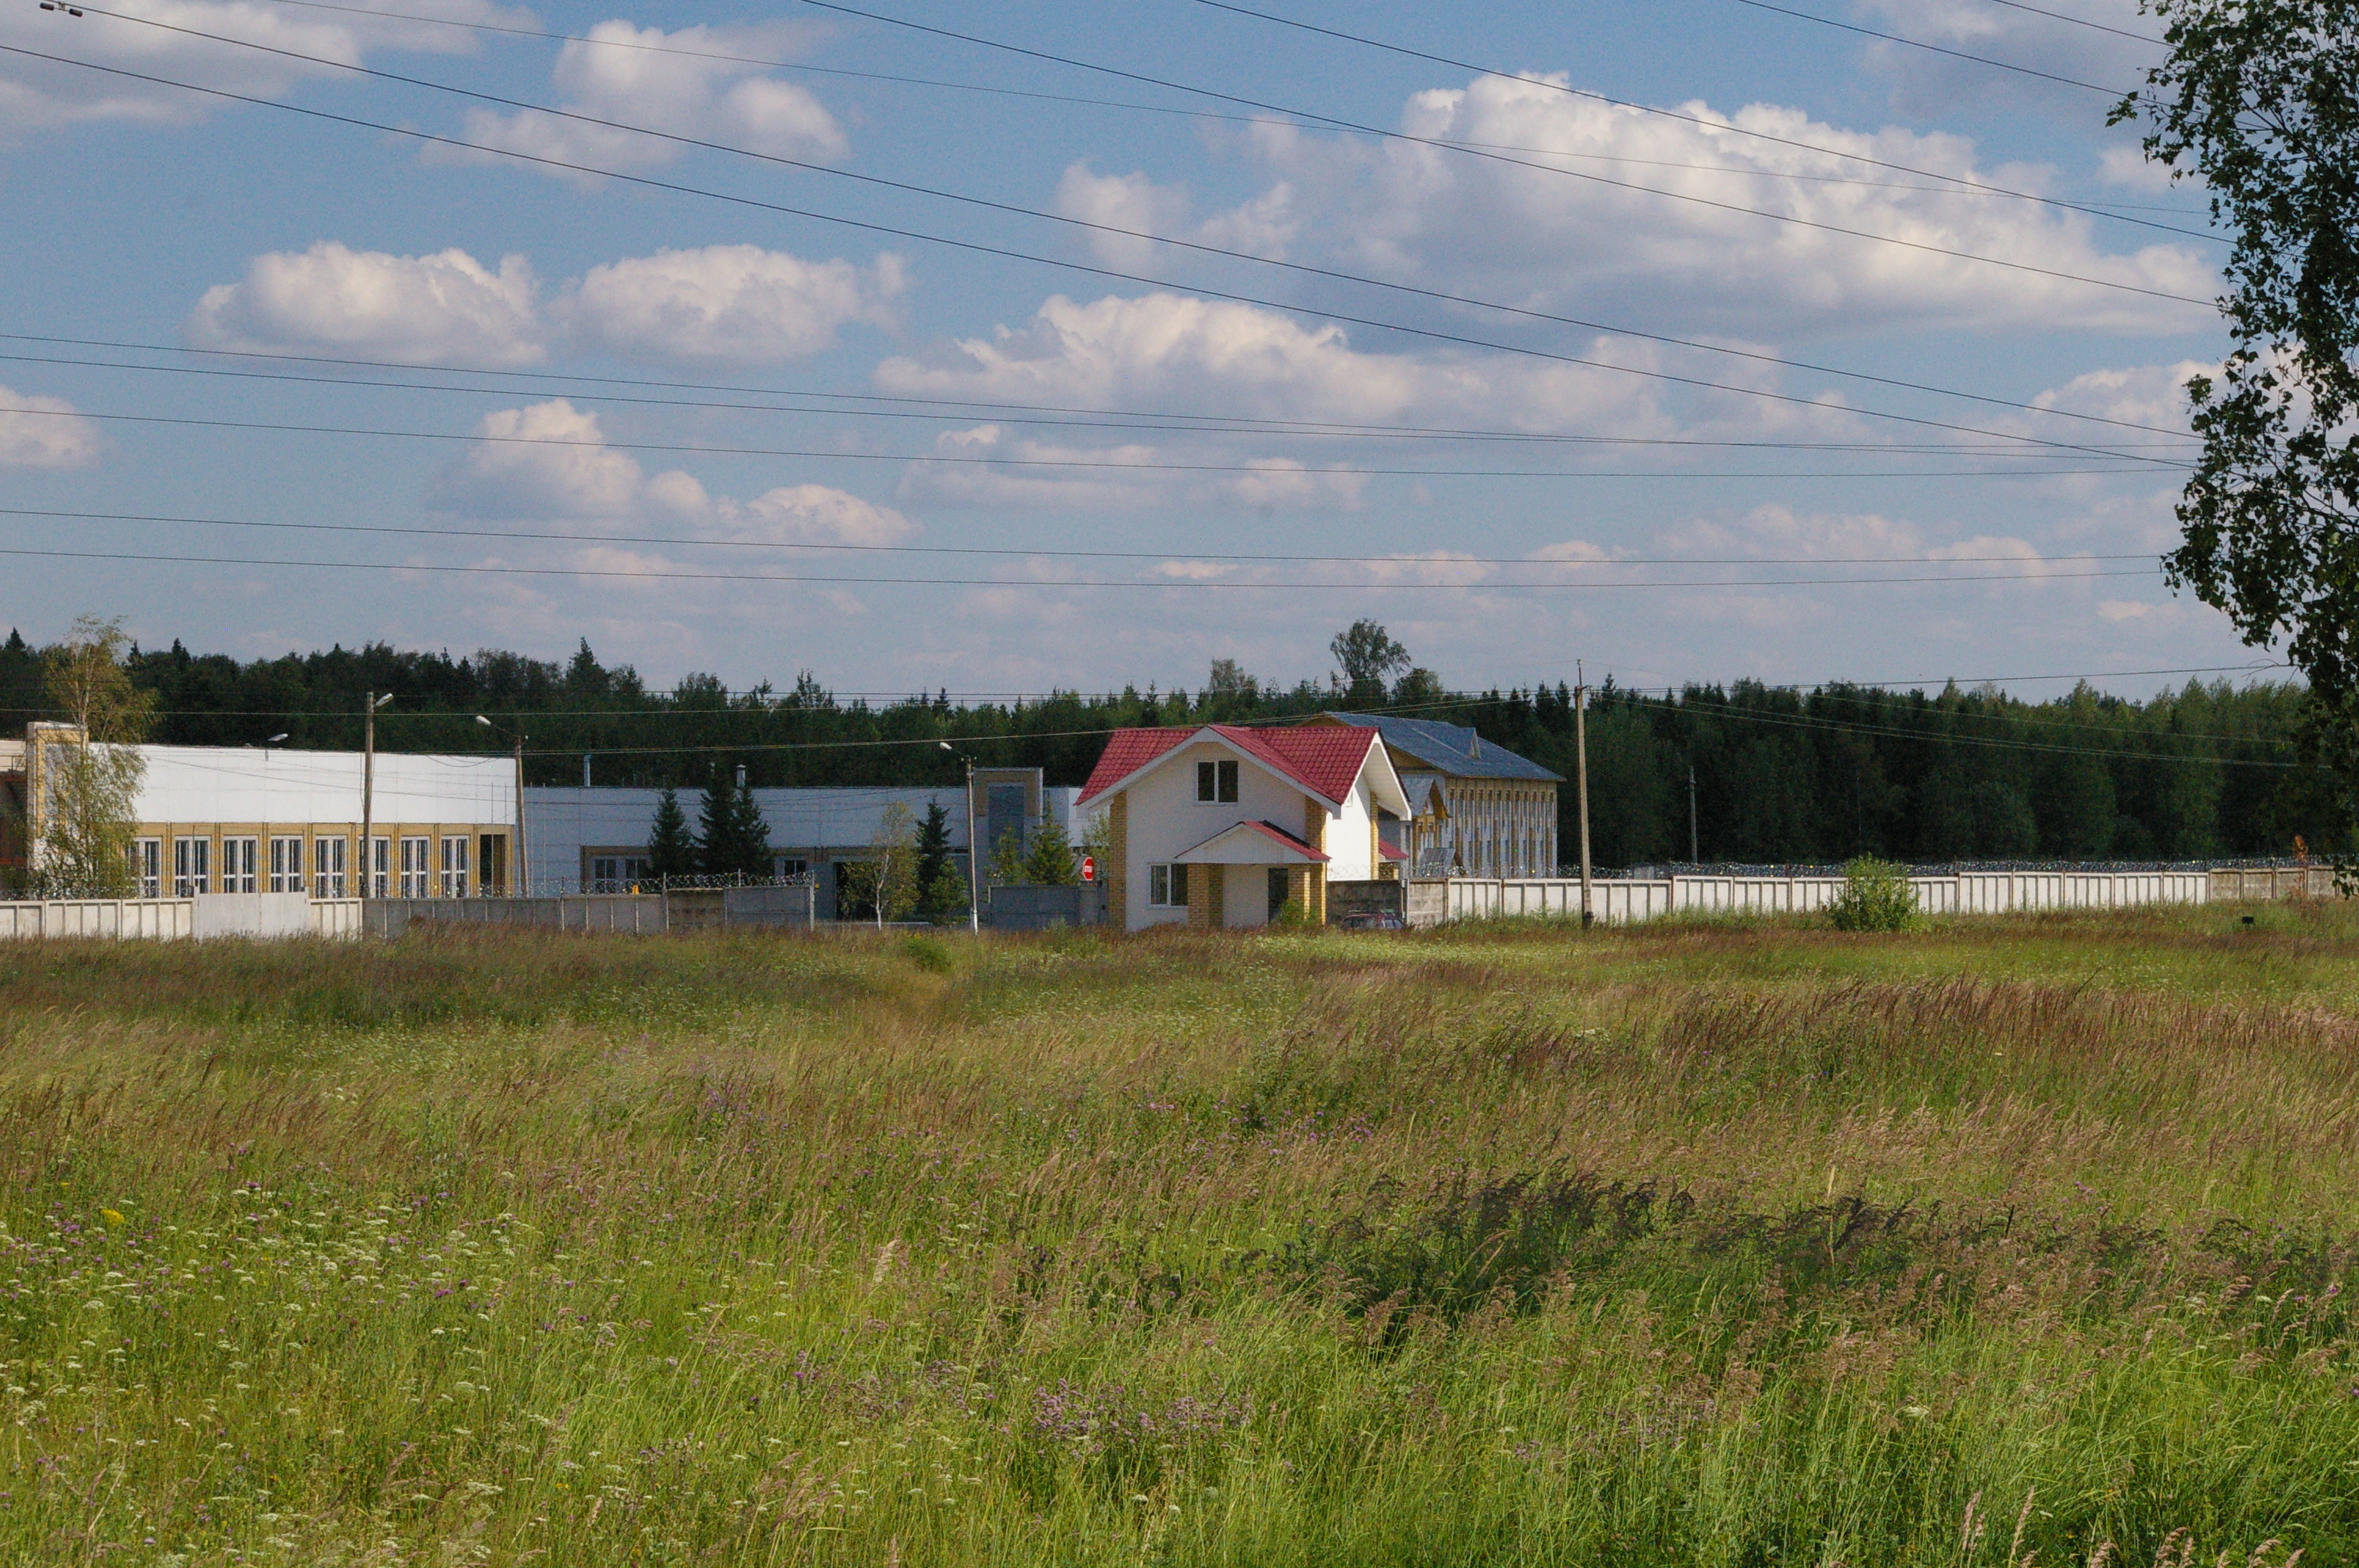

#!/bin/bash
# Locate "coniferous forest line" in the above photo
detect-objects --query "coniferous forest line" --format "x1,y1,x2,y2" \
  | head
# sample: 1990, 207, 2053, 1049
0, 629, 2332, 869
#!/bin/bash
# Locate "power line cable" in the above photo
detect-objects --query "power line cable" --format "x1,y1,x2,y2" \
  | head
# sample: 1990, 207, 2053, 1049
791, 0, 2218, 244
0, 41, 2200, 466
0, 506, 2168, 566
0, 328, 2208, 450
0, 347, 2191, 454
0, 543, 2160, 590
1720, 0, 2132, 94
0, 401, 2160, 479
1976, 0, 2161, 45
60, 6, 2220, 320
241, 0, 2214, 227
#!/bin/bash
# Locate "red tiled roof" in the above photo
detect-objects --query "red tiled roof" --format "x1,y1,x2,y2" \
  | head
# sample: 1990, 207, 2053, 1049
1078, 723, 1380, 806
1377, 840, 1407, 862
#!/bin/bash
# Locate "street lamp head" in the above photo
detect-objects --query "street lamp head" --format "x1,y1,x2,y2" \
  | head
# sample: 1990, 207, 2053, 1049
266, 732, 289, 746
474, 714, 493, 727
939, 741, 954, 753
373, 693, 394, 710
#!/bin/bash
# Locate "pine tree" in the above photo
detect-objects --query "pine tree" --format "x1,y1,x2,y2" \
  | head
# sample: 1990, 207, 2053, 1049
1023, 813, 1078, 886
913, 802, 965, 923
694, 773, 734, 880
646, 787, 696, 880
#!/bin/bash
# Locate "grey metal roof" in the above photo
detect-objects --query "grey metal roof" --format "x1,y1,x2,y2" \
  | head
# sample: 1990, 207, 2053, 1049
1327, 714, 1562, 782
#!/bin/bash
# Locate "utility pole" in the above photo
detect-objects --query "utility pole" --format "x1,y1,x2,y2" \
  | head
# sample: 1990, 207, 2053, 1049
1688, 761, 1699, 864
1575, 661, 1593, 927
360, 691, 391, 899
943, 742, 979, 933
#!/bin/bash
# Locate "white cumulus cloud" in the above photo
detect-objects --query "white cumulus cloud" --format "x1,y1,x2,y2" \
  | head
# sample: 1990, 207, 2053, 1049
0, 386, 99, 469
562, 245, 904, 366
452, 19, 845, 180
188, 241, 545, 368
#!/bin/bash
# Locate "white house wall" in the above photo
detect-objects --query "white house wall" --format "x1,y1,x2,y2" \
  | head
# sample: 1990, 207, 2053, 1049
1120, 739, 1318, 931
134, 746, 514, 826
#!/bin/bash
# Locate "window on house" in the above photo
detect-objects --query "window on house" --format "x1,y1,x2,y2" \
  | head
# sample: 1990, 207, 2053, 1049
172, 837, 209, 898
588, 853, 650, 891
129, 839, 161, 899
314, 837, 346, 898
442, 835, 470, 898
268, 837, 304, 893
1196, 758, 1238, 804
1147, 863, 1189, 906
398, 837, 431, 898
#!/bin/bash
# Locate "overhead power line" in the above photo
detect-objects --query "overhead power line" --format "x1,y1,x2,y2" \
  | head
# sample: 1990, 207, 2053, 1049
66, 6, 2219, 316
793, 0, 2216, 245
0, 543, 2159, 591
0, 401, 2162, 479
1976, 0, 2161, 45
244, 0, 2212, 229
0, 43, 2198, 466
0, 346, 2194, 455
1720, 0, 2133, 94
0, 506, 2169, 567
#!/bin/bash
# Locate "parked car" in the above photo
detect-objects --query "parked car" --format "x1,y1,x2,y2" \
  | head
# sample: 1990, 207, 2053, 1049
1335, 909, 1405, 931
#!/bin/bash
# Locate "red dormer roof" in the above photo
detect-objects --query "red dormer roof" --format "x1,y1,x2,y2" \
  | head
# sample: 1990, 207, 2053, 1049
1079, 723, 1381, 807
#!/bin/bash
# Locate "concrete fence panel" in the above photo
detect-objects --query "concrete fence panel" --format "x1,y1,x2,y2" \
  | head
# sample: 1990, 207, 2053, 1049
192, 892, 313, 940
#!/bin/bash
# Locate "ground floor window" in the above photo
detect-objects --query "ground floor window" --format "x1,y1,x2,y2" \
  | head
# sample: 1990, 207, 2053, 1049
173, 837, 209, 898
398, 837, 431, 898
222, 837, 258, 895
772, 855, 808, 881
442, 835, 470, 898
314, 837, 347, 898
368, 837, 389, 899
129, 838, 161, 898
1147, 862, 1189, 906
269, 837, 304, 892
589, 853, 649, 891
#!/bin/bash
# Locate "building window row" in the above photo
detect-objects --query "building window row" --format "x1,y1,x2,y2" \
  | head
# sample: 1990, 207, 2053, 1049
116, 830, 494, 899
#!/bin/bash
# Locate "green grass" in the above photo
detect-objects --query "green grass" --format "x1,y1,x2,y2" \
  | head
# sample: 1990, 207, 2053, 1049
0, 904, 2350, 1566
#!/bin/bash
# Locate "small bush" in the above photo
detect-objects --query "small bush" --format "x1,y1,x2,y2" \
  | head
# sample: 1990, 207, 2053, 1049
900, 933, 954, 973
1829, 855, 1920, 932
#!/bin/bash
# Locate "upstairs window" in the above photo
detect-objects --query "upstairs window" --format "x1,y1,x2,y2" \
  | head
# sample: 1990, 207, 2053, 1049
1195, 758, 1239, 804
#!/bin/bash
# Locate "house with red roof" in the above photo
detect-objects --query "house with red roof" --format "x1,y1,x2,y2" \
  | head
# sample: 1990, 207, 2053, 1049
1078, 724, 1412, 931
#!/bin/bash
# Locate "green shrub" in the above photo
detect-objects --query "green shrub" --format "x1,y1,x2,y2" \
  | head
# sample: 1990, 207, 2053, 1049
900, 932, 954, 972
1829, 855, 1920, 931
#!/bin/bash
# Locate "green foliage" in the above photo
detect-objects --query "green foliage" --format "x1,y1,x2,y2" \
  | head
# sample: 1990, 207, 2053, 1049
988, 826, 1028, 887
1829, 855, 1921, 932
1329, 619, 1410, 705
645, 786, 696, 880
899, 932, 954, 972
694, 773, 772, 880
31, 615, 152, 897
1022, 812, 1079, 886
912, 802, 967, 924
2114, 5, 2359, 851
841, 800, 920, 923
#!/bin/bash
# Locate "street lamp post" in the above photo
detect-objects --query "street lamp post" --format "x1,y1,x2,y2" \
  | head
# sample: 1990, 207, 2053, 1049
360, 692, 392, 900
476, 716, 529, 896
940, 742, 979, 934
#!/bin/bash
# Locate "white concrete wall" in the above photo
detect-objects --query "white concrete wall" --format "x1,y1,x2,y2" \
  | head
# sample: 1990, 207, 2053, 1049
1428, 869, 2215, 927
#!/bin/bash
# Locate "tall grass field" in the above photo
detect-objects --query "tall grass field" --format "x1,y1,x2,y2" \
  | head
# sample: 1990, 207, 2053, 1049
0, 906, 2351, 1566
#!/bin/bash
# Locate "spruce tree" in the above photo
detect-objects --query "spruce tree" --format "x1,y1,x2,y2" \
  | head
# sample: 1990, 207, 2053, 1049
914, 802, 963, 921
694, 773, 733, 880
647, 787, 696, 880
727, 779, 773, 879
1023, 813, 1079, 886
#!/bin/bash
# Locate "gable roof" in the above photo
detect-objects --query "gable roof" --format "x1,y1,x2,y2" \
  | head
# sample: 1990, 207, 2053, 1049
1078, 723, 1384, 808
1319, 713, 1562, 782
1172, 818, 1329, 865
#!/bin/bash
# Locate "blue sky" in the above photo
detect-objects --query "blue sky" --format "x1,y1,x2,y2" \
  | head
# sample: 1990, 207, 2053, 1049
0, 0, 2266, 700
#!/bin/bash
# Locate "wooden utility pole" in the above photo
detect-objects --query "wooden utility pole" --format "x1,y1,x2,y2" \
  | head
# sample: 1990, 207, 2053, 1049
1575, 661, 1593, 927
1688, 761, 1699, 864
514, 733, 528, 897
